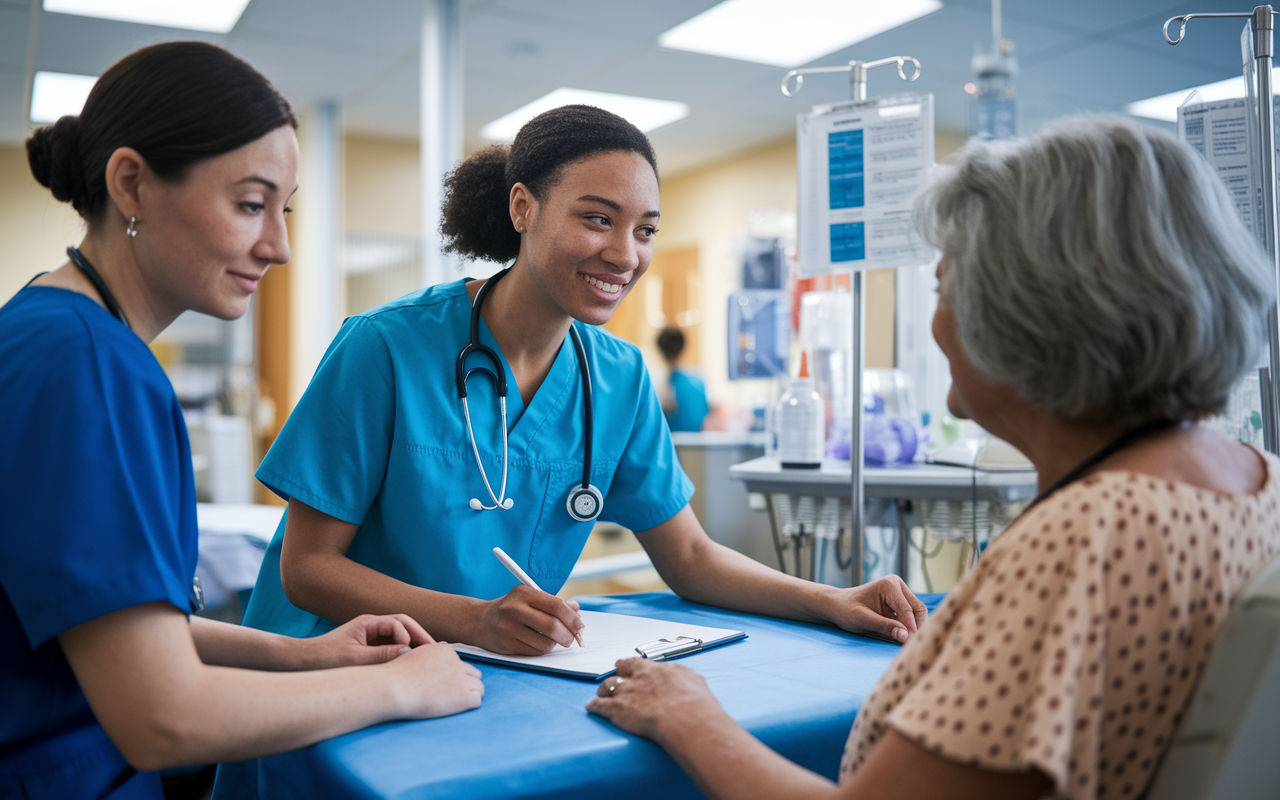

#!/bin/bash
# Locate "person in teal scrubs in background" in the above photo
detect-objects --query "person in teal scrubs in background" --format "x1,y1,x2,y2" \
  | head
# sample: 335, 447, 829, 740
243, 105, 927, 656
656, 325, 710, 432
0, 42, 481, 800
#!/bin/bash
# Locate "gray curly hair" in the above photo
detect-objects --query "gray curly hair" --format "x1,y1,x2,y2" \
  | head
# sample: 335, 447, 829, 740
916, 114, 1276, 427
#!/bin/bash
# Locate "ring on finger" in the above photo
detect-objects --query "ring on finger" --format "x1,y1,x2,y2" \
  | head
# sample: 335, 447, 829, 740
609, 676, 626, 694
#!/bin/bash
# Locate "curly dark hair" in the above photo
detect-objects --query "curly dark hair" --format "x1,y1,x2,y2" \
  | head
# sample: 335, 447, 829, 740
26, 41, 295, 222
441, 104, 658, 263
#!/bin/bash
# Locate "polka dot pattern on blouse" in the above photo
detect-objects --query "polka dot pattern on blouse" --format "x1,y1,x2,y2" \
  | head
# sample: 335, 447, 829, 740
841, 452, 1280, 799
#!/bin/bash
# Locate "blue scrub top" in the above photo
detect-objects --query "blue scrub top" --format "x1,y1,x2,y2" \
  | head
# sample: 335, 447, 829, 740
244, 279, 694, 638
0, 287, 198, 799
665, 369, 710, 433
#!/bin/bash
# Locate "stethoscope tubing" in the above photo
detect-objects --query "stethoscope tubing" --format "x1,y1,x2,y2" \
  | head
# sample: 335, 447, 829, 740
462, 394, 512, 510
459, 268, 599, 519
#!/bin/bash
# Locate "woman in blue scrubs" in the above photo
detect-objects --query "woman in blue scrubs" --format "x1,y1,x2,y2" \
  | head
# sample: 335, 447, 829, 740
0, 42, 481, 800
244, 105, 927, 655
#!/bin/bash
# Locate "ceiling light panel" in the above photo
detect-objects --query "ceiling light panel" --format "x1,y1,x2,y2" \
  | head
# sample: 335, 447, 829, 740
1125, 72, 1280, 122
30, 71, 97, 123
43, 0, 251, 33
658, 0, 943, 69
480, 88, 690, 141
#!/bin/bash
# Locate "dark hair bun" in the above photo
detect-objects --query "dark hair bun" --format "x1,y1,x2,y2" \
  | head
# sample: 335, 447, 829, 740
26, 116, 91, 212
441, 145, 521, 263
24, 41, 294, 222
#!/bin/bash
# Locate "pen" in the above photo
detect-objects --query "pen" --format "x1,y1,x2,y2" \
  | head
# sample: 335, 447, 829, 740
492, 547, 584, 647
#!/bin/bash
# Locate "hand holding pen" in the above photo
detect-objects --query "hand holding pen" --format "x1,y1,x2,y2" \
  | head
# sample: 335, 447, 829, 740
476, 547, 585, 656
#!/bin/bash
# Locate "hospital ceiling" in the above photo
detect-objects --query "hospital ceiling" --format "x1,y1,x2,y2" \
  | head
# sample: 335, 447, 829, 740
0, 0, 1259, 175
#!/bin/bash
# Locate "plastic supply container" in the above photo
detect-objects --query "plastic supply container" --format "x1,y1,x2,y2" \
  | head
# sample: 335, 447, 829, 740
776, 378, 824, 469
798, 291, 853, 454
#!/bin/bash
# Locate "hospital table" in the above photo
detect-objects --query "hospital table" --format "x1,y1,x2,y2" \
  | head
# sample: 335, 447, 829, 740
211, 590, 944, 800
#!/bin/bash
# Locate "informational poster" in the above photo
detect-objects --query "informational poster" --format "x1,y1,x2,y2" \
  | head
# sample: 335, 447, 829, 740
1183, 19, 1275, 450
797, 92, 935, 276
1178, 98, 1259, 235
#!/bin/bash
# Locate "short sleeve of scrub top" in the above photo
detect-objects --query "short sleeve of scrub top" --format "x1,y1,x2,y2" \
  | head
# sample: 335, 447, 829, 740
0, 286, 198, 799
244, 280, 693, 638
255, 314, 397, 525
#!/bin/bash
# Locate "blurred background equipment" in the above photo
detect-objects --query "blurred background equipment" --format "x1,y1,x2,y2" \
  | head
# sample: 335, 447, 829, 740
966, 0, 1018, 141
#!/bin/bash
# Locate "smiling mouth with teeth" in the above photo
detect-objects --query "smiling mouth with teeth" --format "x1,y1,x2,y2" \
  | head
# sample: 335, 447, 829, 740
584, 274, 625, 294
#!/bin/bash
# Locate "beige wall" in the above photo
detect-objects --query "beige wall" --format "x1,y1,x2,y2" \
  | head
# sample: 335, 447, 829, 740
654, 138, 797, 410
345, 135, 420, 237
0, 145, 85, 304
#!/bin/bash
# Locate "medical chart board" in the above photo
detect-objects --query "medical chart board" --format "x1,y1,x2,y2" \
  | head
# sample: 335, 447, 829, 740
1175, 22, 1276, 450
797, 92, 935, 276
1177, 97, 1269, 237
450, 610, 746, 681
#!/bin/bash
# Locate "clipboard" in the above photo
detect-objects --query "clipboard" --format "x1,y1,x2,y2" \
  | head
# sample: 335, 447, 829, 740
449, 610, 747, 681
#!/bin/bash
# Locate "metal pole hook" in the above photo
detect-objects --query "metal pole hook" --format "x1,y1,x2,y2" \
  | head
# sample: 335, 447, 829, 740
865, 55, 922, 82
780, 56, 922, 98
1164, 11, 1256, 45
781, 65, 852, 97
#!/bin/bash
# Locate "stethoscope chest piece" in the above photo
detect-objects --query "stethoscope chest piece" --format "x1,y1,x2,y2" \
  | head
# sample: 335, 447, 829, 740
567, 484, 604, 523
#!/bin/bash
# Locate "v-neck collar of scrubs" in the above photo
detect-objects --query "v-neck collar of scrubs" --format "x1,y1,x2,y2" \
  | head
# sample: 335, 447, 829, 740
473, 305, 578, 457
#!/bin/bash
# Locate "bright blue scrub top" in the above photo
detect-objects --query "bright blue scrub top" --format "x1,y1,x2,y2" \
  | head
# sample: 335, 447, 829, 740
0, 287, 199, 799
243, 279, 694, 638
665, 369, 709, 432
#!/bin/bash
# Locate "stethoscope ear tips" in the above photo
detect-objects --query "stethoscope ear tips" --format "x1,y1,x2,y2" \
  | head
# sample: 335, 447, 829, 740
470, 497, 513, 511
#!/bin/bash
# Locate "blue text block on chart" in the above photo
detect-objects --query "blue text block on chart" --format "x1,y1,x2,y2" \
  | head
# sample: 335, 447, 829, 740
830, 222, 865, 263
828, 129, 864, 209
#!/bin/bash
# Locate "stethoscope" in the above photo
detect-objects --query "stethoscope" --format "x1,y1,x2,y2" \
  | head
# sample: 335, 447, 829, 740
67, 246, 129, 327
457, 268, 604, 523
61, 245, 207, 613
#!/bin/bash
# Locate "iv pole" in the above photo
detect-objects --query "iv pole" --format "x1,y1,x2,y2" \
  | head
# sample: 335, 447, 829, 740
781, 56, 922, 586
1165, 6, 1280, 455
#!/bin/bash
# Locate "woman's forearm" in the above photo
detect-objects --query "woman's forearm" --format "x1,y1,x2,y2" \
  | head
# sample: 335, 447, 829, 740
641, 508, 839, 624
283, 548, 488, 645
280, 498, 491, 646
60, 602, 475, 772
655, 707, 839, 800
158, 660, 400, 767
190, 616, 312, 670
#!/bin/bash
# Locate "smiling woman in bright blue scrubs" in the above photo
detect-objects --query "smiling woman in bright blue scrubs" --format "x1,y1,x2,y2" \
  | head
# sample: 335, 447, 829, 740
0, 42, 481, 800
244, 105, 929, 656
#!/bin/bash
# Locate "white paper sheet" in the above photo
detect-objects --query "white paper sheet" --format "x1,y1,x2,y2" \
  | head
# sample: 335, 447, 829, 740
450, 610, 746, 680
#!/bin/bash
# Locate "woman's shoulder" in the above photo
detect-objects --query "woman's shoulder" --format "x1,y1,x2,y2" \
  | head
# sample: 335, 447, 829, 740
320, 281, 472, 357
577, 322, 644, 366
980, 466, 1280, 598
364, 280, 469, 316
1011, 463, 1278, 537
0, 286, 167, 388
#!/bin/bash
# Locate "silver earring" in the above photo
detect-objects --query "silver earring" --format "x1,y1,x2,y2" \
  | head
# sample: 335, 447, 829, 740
126, 217, 137, 238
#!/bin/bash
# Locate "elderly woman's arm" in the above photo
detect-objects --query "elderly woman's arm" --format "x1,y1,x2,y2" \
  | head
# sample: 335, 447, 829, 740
638, 507, 928, 642
587, 658, 1051, 800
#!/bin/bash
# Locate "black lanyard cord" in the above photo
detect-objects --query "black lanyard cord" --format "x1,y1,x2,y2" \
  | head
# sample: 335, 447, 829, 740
1021, 418, 1181, 516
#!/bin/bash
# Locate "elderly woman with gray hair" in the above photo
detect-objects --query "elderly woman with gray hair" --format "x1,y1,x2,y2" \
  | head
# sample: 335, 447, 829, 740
585, 115, 1280, 800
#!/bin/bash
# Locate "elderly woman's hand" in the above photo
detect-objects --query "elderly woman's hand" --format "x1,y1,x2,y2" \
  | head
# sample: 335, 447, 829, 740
587, 658, 726, 741
825, 575, 929, 643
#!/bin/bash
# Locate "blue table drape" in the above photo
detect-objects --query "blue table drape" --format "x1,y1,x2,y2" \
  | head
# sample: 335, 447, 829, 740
212, 591, 945, 799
